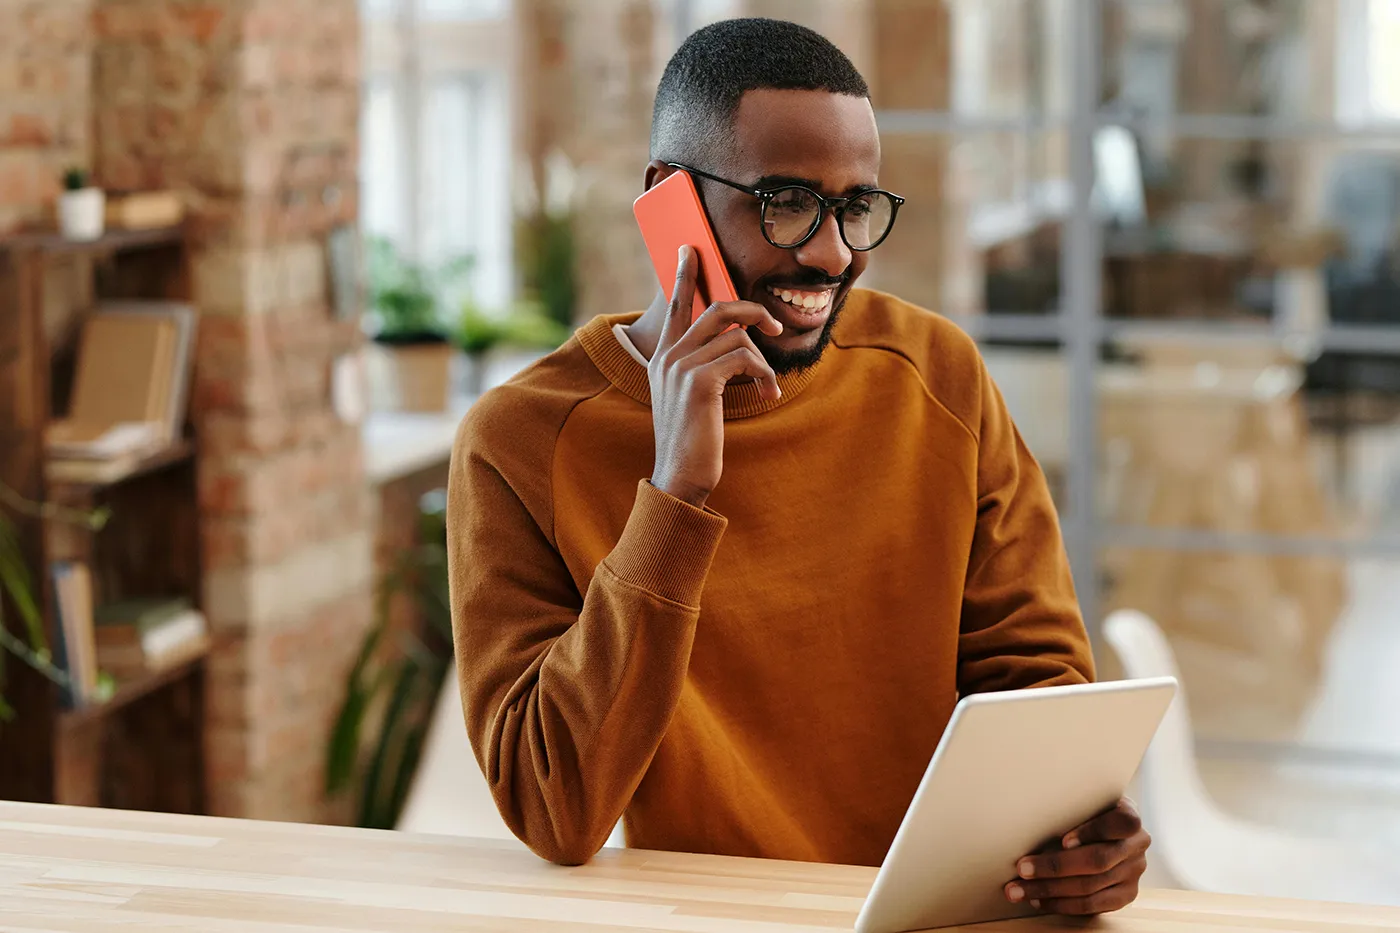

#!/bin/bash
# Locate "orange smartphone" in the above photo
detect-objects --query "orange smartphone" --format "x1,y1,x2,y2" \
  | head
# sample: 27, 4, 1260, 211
633, 169, 739, 322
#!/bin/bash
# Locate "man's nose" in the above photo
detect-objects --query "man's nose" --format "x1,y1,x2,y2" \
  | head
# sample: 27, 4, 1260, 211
792, 210, 851, 280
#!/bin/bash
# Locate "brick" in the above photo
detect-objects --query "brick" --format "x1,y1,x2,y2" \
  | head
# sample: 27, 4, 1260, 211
3, 111, 56, 147
203, 529, 374, 633
70, 0, 370, 825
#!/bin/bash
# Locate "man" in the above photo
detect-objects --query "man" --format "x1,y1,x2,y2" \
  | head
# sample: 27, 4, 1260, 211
448, 17, 1150, 916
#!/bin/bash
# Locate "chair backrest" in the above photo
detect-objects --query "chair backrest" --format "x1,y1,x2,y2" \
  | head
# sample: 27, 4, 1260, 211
1102, 610, 1218, 833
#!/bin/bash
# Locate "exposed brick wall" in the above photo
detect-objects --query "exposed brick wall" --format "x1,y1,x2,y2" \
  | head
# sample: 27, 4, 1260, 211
91, 0, 371, 823
0, 0, 94, 235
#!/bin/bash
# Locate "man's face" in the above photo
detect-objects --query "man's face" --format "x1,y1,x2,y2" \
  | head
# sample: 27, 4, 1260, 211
675, 89, 882, 373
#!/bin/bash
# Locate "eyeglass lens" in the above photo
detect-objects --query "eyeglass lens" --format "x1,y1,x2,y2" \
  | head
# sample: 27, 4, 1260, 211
762, 188, 896, 250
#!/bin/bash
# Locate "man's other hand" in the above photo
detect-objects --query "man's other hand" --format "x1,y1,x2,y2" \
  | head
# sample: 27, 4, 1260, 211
1003, 797, 1150, 915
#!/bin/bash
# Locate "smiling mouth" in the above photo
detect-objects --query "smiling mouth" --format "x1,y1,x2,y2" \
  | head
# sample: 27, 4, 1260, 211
766, 285, 835, 312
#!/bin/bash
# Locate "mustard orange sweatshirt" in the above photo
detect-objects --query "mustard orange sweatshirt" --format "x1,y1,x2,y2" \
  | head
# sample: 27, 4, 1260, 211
447, 289, 1094, 867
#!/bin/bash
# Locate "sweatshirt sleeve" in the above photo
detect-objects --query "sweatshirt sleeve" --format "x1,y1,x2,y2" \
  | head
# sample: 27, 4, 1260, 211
957, 356, 1096, 695
447, 411, 726, 866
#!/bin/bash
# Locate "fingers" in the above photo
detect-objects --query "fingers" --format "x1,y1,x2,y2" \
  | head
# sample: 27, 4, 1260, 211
1005, 855, 1147, 909
1015, 831, 1148, 881
1036, 879, 1141, 916
677, 324, 762, 363
699, 346, 781, 401
1063, 798, 1142, 850
664, 300, 782, 362
658, 246, 699, 354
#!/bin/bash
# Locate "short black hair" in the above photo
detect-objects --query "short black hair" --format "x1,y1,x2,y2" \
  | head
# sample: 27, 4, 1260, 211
650, 18, 870, 167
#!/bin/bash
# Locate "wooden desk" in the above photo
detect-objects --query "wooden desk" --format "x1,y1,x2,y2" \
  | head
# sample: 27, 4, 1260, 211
2, 802, 1398, 932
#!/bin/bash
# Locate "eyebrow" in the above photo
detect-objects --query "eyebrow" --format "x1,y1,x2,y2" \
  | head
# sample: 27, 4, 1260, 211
751, 174, 879, 197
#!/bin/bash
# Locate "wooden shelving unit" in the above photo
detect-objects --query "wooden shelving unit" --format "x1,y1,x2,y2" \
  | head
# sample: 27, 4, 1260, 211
0, 225, 207, 814
45, 439, 195, 487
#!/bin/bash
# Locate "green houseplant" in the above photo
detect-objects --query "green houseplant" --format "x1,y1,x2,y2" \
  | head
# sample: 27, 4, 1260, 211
0, 484, 110, 721
57, 166, 105, 241
368, 237, 473, 413
0, 510, 59, 722
454, 301, 572, 395
515, 149, 579, 327
326, 491, 454, 830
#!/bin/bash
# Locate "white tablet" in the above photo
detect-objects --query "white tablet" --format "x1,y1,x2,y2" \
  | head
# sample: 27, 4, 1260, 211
855, 677, 1177, 933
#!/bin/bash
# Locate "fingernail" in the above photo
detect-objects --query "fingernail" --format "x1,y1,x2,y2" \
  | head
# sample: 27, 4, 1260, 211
1018, 859, 1035, 879
1063, 833, 1080, 850
677, 245, 687, 260
1006, 884, 1024, 903
1030, 900, 1041, 909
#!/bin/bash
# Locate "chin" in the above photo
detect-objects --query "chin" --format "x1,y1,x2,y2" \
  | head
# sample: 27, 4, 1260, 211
756, 292, 848, 376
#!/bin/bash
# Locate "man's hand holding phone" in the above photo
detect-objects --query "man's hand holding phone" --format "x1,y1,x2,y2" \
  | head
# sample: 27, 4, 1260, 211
648, 245, 783, 509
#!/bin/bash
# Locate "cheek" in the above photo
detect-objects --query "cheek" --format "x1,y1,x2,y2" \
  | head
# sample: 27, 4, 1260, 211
713, 206, 786, 290
847, 251, 870, 284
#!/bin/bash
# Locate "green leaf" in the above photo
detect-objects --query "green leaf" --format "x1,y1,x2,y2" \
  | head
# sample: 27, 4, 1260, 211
325, 662, 394, 796
384, 716, 431, 831
358, 657, 422, 829
0, 515, 43, 648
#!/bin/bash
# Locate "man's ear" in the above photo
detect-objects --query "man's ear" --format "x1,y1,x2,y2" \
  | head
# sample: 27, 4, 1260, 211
643, 159, 679, 192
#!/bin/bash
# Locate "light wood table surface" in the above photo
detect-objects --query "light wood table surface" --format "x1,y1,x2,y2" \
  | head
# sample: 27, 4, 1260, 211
2, 802, 1398, 932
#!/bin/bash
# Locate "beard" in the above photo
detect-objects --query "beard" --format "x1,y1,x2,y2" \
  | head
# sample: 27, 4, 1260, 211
755, 289, 849, 375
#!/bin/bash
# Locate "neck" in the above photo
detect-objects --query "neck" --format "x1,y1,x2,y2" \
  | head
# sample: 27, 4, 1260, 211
622, 291, 671, 361
624, 293, 756, 385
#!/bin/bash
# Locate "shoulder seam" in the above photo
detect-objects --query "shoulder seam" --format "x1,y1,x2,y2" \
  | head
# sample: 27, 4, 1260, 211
830, 342, 980, 444
547, 380, 620, 550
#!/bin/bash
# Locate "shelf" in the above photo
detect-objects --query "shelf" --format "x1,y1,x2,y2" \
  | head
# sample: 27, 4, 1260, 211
57, 639, 209, 730
45, 440, 194, 489
0, 226, 184, 257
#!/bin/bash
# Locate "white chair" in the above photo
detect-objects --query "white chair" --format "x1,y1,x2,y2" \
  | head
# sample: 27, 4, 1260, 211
398, 675, 625, 850
1104, 609, 1400, 906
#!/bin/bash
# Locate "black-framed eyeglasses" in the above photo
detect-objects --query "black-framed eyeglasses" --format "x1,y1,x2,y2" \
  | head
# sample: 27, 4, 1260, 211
668, 162, 905, 252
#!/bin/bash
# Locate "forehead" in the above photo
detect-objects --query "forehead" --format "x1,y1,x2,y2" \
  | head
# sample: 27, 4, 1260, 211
728, 88, 880, 192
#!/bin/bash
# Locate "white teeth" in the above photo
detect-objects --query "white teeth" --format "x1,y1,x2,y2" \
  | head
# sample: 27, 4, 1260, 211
769, 286, 832, 311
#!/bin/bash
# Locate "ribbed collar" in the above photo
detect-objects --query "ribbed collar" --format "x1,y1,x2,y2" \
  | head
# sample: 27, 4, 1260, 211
576, 313, 821, 420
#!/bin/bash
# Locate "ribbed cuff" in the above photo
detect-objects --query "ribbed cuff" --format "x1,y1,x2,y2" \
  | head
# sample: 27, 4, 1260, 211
603, 480, 728, 608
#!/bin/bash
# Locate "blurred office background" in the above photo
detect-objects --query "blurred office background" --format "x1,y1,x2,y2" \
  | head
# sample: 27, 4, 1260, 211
1, 0, 1398, 900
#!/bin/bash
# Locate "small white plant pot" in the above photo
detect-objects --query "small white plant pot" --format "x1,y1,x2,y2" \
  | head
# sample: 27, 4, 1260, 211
58, 188, 106, 241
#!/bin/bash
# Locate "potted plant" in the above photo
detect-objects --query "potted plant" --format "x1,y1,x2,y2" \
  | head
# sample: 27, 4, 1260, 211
455, 303, 507, 397
57, 168, 105, 241
0, 485, 111, 722
454, 301, 573, 396
367, 237, 473, 413
326, 491, 453, 829
516, 149, 579, 328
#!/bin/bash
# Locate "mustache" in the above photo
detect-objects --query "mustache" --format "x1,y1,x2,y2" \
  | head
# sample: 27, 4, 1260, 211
763, 272, 849, 289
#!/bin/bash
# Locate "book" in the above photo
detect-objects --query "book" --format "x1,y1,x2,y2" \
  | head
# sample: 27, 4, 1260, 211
95, 606, 208, 680
50, 562, 97, 707
95, 303, 198, 445
67, 315, 171, 433
47, 304, 199, 483
104, 191, 184, 230
94, 596, 193, 629
45, 421, 163, 460
45, 444, 186, 485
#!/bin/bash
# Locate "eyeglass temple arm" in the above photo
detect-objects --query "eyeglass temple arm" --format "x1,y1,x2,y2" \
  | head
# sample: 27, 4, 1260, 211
665, 162, 763, 197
